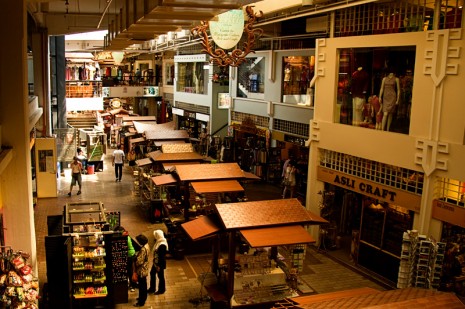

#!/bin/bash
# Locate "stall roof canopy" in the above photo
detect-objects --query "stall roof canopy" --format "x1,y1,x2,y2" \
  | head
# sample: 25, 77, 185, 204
191, 180, 244, 194
148, 151, 203, 163
162, 161, 200, 172
109, 108, 129, 115
129, 137, 145, 144
181, 215, 221, 241
216, 198, 328, 230
136, 158, 152, 167
145, 130, 189, 140
154, 140, 186, 147
243, 171, 261, 180
161, 143, 193, 153
152, 174, 177, 186
181, 198, 328, 244
176, 163, 244, 182
122, 116, 156, 122
240, 225, 315, 248
132, 121, 158, 133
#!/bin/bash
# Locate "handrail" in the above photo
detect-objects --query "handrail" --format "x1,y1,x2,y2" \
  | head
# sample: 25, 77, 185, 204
211, 123, 228, 137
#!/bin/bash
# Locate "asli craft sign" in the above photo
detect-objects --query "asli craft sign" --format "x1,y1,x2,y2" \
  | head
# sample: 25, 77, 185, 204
317, 166, 421, 212
191, 6, 263, 67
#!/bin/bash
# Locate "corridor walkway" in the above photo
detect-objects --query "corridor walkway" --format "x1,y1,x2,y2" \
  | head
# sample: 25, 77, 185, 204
34, 149, 386, 308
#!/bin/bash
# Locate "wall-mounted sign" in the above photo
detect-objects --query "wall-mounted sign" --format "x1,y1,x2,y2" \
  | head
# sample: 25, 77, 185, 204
143, 86, 159, 96
172, 107, 183, 116
432, 199, 465, 228
218, 93, 232, 109
191, 6, 263, 67
317, 166, 422, 212
209, 10, 244, 50
102, 87, 110, 97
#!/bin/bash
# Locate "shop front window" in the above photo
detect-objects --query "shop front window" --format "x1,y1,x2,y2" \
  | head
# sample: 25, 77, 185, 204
176, 62, 208, 94
436, 177, 465, 207
236, 57, 265, 98
164, 61, 174, 86
282, 56, 315, 105
336, 47, 415, 134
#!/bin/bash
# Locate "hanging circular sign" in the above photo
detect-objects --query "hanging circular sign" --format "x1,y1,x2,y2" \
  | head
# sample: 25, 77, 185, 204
111, 98, 121, 108
209, 9, 244, 50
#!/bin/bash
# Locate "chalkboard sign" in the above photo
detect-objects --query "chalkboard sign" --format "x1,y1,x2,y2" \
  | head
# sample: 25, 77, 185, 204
111, 235, 128, 283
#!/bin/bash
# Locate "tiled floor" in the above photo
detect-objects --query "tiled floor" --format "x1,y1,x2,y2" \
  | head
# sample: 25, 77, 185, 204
34, 149, 387, 308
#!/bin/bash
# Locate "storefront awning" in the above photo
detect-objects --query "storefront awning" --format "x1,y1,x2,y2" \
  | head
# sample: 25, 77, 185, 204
191, 180, 244, 194
145, 130, 189, 141
176, 163, 245, 182
242, 171, 261, 180
162, 161, 199, 172
129, 137, 145, 144
150, 152, 204, 163
215, 198, 329, 229
181, 215, 221, 240
151, 174, 177, 186
136, 158, 152, 167
240, 225, 315, 248
155, 140, 186, 147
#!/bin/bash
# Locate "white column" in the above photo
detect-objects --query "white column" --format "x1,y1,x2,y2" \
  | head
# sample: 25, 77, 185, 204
0, 0, 37, 272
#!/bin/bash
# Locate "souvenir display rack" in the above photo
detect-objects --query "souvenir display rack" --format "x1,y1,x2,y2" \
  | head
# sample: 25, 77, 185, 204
0, 248, 39, 309
397, 230, 445, 289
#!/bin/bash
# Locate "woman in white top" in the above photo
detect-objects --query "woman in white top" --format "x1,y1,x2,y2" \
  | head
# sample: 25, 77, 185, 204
112, 144, 125, 182
282, 161, 297, 198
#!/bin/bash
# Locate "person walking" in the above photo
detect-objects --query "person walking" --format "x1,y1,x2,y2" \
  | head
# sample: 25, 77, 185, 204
133, 234, 149, 307
68, 156, 83, 196
282, 160, 297, 198
148, 230, 168, 295
76, 147, 88, 173
112, 144, 125, 182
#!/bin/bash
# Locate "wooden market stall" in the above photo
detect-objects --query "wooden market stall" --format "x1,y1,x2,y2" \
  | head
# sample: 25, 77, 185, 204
181, 198, 328, 308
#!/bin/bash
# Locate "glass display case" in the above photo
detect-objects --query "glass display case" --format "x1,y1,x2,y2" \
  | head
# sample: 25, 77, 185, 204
236, 56, 265, 98
64, 202, 109, 233
282, 55, 315, 105
176, 61, 209, 94
336, 46, 415, 134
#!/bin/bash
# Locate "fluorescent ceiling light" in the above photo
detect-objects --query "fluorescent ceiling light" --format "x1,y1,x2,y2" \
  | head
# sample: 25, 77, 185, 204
65, 30, 108, 41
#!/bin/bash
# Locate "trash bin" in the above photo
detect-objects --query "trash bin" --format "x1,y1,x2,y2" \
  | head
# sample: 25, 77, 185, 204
87, 164, 95, 175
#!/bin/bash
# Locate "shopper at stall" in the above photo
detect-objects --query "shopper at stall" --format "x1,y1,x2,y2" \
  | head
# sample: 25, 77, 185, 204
112, 144, 125, 182
148, 229, 168, 295
282, 160, 297, 199
127, 146, 137, 167
67, 156, 83, 196
114, 226, 137, 291
133, 234, 149, 307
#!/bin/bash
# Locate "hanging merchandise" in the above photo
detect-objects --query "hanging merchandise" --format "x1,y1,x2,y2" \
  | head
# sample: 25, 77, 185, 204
0, 248, 39, 309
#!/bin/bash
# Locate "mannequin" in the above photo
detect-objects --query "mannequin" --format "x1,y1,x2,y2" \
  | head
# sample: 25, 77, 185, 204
350, 67, 369, 126
284, 64, 292, 94
368, 95, 383, 130
379, 71, 400, 131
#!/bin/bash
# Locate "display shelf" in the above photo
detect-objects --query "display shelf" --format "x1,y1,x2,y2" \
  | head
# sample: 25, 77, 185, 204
72, 234, 108, 302
397, 230, 444, 290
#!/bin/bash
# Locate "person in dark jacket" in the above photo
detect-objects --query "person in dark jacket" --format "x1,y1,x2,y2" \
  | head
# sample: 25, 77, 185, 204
148, 230, 168, 294
133, 234, 149, 307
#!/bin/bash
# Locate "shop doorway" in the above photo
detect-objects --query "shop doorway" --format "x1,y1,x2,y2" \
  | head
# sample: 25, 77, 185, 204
320, 185, 414, 284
